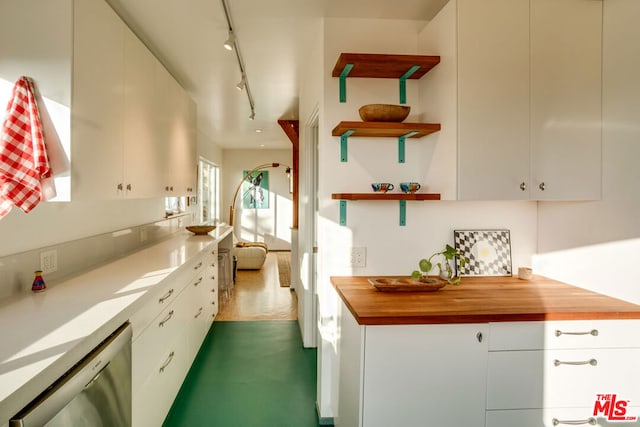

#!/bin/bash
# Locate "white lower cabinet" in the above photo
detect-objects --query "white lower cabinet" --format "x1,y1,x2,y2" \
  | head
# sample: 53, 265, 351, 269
487, 407, 640, 427
131, 244, 218, 427
337, 309, 640, 427
336, 301, 488, 427
486, 320, 640, 427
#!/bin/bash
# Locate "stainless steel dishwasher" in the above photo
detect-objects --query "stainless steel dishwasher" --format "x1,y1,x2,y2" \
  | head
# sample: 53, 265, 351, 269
10, 322, 132, 427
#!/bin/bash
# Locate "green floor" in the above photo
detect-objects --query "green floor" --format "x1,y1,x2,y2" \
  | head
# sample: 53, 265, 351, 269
163, 321, 328, 427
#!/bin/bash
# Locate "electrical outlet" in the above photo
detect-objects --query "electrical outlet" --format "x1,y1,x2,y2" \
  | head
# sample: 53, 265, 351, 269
350, 247, 366, 267
40, 249, 58, 274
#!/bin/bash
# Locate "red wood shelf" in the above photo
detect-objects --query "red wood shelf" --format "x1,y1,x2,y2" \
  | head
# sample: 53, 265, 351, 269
332, 121, 441, 138
332, 193, 441, 201
332, 53, 440, 79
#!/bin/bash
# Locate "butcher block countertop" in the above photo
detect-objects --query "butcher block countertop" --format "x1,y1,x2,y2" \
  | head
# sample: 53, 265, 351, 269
331, 275, 640, 325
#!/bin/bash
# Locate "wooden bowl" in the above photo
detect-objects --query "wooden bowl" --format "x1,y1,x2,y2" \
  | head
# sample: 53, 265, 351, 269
186, 225, 216, 235
358, 104, 410, 122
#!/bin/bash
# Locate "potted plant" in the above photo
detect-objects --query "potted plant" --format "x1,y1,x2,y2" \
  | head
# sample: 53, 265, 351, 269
411, 244, 467, 285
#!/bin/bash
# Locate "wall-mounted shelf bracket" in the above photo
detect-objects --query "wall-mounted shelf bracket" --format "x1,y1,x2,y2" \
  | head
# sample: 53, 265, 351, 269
339, 200, 347, 225
339, 64, 354, 103
398, 131, 419, 163
399, 65, 421, 104
340, 130, 355, 162
399, 200, 407, 226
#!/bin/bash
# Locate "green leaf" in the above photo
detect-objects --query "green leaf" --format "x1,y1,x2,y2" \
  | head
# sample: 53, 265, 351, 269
411, 270, 421, 279
418, 259, 433, 273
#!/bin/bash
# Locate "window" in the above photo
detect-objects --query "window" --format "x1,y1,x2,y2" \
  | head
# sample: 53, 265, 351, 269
198, 158, 220, 224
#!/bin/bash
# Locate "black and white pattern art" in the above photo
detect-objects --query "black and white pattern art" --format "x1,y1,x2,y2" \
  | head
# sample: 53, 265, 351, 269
454, 229, 512, 276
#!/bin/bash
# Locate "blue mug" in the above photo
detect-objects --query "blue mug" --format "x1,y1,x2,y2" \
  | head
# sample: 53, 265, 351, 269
400, 182, 421, 193
371, 183, 394, 193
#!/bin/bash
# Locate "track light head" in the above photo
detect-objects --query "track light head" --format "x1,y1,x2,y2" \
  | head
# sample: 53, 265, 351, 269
223, 31, 235, 51
236, 76, 246, 91
249, 111, 255, 120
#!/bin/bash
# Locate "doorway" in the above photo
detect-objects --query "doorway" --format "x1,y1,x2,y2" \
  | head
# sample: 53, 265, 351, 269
298, 107, 319, 348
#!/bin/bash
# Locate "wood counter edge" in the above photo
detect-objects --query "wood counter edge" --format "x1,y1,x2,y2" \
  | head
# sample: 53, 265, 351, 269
331, 276, 640, 326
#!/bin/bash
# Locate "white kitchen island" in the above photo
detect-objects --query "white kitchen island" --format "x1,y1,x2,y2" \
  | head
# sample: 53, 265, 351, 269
332, 275, 640, 427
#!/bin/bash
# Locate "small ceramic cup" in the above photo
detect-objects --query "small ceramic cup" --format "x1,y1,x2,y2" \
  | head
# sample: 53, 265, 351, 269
371, 183, 394, 193
399, 182, 421, 193
518, 267, 533, 280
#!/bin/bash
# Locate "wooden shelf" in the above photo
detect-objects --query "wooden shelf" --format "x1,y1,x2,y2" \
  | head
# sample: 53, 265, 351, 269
332, 121, 441, 138
332, 53, 440, 79
332, 193, 441, 201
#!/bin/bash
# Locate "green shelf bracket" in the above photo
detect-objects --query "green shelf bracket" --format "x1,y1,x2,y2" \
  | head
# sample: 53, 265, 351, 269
339, 200, 347, 226
399, 200, 407, 226
340, 130, 355, 162
399, 65, 421, 104
398, 131, 418, 163
339, 64, 354, 103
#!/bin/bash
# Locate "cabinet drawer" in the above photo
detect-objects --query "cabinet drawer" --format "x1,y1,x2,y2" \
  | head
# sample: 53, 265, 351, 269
129, 257, 208, 339
487, 349, 640, 409
132, 337, 190, 427
487, 407, 640, 427
489, 320, 640, 351
132, 298, 183, 389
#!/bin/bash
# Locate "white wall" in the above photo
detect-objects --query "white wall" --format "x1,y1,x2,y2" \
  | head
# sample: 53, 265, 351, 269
535, 0, 640, 304
222, 149, 293, 250
310, 16, 539, 420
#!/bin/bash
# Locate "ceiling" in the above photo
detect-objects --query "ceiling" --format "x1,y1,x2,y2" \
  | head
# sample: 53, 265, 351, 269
105, 0, 448, 150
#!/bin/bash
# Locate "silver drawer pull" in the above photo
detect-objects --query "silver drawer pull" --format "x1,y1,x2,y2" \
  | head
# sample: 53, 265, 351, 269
194, 261, 203, 270
555, 329, 598, 337
159, 310, 174, 327
193, 277, 203, 287
194, 307, 203, 319
159, 351, 175, 373
211, 263, 216, 268
552, 417, 596, 425
211, 288, 216, 293
554, 358, 597, 367
159, 288, 174, 303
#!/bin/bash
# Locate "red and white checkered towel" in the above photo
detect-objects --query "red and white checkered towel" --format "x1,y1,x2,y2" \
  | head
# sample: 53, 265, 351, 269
0, 76, 51, 218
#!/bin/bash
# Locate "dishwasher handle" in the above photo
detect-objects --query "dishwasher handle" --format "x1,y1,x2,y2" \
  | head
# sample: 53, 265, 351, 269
10, 322, 132, 427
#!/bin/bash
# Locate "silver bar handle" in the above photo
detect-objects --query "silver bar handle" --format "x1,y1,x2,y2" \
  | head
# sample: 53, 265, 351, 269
194, 307, 203, 319
159, 351, 175, 373
552, 417, 596, 425
193, 277, 203, 287
159, 310, 174, 327
159, 288, 174, 303
555, 329, 598, 337
194, 261, 203, 270
554, 358, 597, 367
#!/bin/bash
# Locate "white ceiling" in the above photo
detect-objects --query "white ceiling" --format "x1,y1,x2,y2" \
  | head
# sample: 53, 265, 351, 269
105, 0, 448, 149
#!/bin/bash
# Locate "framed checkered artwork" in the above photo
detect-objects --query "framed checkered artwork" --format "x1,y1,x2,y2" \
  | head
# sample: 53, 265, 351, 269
454, 229, 512, 276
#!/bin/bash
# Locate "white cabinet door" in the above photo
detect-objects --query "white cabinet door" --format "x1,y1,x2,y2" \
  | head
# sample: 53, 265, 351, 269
165, 77, 197, 196
123, 26, 163, 198
71, 0, 125, 200
531, 0, 602, 200
457, 0, 531, 200
362, 323, 488, 427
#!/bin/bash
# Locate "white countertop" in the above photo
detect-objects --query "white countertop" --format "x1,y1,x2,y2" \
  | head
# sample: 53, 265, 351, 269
0, 226, 232, 423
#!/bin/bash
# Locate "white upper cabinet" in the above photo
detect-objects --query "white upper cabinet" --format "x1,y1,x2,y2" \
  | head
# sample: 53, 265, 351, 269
72, 0, 125, 200
457, 0, 531, 200
72, 0, 196, 200
422, 0, 602, 201
530, 0, 602, 200
123, 26, 165, 198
